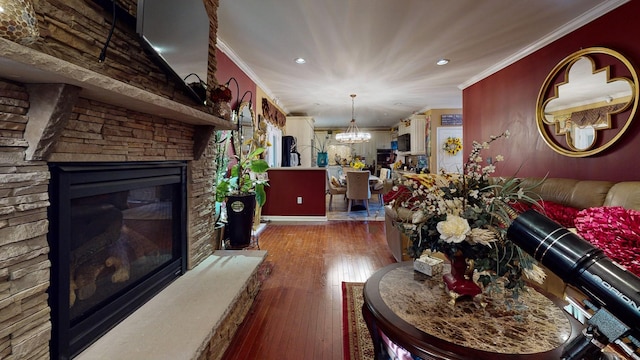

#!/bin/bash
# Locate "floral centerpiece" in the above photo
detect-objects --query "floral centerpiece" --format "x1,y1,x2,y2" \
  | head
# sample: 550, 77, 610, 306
350, 158, 366, 170
390, 130, 545, 300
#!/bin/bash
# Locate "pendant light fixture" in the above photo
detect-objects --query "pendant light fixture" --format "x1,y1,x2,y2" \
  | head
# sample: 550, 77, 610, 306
335, 94, 371, 143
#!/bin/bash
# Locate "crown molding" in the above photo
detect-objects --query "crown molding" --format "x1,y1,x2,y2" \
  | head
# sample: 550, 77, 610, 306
458, 0, 629, 90
216, 39, 289, 113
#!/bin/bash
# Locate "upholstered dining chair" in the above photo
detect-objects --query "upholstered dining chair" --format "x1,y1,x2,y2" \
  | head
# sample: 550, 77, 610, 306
379, 167, 390, 180
326, 167, 346, 210
371, 167, 391, 203
346, 171, 371, 215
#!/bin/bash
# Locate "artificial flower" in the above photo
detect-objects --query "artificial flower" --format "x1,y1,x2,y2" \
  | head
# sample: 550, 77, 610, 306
437, 214, 471, 243
392, 130, 544, 297
442, 136, 463, 155
350, 159, 365, 170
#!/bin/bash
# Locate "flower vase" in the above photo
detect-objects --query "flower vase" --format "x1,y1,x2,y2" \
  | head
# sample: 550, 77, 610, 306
317, 152, 328, 167
443, 252, 482, 299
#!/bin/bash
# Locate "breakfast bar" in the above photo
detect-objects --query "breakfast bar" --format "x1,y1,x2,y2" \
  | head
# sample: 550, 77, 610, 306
261, 167, 327, 221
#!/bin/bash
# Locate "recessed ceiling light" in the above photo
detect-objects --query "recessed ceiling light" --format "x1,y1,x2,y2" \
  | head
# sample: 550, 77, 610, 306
436, 58, 450, 66
294, 57, 306, 64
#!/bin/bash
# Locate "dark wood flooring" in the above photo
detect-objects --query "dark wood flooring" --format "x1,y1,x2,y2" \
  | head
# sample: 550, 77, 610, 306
221, 221, 395, 359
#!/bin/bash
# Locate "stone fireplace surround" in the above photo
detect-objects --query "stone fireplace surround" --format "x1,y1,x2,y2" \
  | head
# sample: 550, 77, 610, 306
0, 37, 262, 359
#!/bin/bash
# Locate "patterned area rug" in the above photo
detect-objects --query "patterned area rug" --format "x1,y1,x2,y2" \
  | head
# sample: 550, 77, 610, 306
327, 196, 385, 221
342, 282, 375, 360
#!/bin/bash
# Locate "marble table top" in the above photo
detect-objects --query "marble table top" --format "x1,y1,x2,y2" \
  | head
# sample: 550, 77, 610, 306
378, 265, 574, 354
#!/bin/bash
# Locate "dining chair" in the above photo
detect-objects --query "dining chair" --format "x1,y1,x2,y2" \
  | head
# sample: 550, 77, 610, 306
379, 168, 390, 180
346, 171, 371, 215
371, 167, 391, 203
326, 167, 346, 210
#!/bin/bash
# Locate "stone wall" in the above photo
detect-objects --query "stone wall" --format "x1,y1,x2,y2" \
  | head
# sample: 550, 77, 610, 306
30, 0, 217, 107
0, 80, 52, 360
0, 0, 223, 358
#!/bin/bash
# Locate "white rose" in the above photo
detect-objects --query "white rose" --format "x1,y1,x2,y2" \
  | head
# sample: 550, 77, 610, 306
436, 214, 470, 243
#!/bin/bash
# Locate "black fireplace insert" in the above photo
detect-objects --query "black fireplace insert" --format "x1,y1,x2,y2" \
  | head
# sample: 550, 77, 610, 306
48, 162, 187, 359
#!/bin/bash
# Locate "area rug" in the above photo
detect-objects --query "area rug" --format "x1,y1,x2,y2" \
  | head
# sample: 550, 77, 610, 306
342, 282, 375, 360
327, 200, 385, 221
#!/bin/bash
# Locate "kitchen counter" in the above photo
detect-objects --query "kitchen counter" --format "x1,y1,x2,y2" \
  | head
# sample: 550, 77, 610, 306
261, 168, 327, 221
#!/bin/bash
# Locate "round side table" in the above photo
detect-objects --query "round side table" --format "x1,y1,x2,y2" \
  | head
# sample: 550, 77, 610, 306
362, 262, 581, 359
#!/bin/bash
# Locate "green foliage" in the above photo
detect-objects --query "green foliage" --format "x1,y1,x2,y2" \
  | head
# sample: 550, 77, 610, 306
216, 145, 270, 207
213, 130, 231, 223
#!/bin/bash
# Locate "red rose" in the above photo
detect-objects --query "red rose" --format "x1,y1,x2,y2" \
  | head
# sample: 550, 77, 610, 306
211, 84, 233, 102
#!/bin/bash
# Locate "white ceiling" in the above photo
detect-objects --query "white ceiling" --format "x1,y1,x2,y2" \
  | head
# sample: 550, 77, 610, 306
216, 0, 626, 129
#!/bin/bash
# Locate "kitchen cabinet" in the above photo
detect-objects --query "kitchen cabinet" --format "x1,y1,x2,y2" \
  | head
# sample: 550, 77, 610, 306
397, 114, 426, 155
285, 116, 314, 167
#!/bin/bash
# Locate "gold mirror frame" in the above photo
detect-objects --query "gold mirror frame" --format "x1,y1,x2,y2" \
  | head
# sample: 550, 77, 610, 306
536, 47, 639, 157
233, 101, 256, 157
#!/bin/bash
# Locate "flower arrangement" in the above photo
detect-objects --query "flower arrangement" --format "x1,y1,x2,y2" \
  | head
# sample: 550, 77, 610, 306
350, 158, 366, 170
442, 136, 463, 155
210, 83, 233, 103
216, 122, 270, 207
392, 160, 403, 170
390, 130, 545, 298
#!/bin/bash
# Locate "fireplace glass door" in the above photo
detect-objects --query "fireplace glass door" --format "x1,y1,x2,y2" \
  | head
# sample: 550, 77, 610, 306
49, 162, 187, 359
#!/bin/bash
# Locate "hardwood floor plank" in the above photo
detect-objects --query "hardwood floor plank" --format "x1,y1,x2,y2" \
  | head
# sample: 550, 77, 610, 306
221, 221, 395, 359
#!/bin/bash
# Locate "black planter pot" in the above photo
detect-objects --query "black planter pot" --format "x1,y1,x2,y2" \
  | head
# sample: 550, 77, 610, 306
225, 193, 256, 248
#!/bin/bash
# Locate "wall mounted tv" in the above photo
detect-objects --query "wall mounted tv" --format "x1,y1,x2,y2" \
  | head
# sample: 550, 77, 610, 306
92, 0, 209, 105
136, 0, 210, 105
398, 133, 411, 152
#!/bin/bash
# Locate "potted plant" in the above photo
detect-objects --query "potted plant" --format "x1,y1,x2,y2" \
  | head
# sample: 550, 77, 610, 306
212, 130, 231, 249
313, 133, 331, 167
216, 137, 269, 248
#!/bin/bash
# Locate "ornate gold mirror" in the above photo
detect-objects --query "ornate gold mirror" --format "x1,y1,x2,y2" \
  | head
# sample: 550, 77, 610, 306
536, 47, 639, 157
234, 101, 256, 156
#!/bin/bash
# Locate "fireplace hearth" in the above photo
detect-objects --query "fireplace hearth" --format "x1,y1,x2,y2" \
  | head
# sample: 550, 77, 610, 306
48, 162, 187, 359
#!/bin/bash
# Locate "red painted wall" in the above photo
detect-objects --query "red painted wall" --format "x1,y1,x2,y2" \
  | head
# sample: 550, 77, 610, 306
215, 49, 257, 112
262, 169, 327, 216
463, 1, 640, 181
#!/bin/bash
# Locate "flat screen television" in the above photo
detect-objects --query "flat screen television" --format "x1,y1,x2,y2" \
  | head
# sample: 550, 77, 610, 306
398, 134, 411, 152
92, 0, 210, 105
136, 0, 210, 104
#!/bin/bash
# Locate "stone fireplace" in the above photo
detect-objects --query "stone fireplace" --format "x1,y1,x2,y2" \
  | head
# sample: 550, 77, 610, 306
0, 0, 257, 356
0, 10, 236, 355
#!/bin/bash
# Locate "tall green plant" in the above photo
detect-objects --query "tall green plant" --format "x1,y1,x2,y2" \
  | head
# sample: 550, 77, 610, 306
216, 141, 269, 207
213, 130, 230, 223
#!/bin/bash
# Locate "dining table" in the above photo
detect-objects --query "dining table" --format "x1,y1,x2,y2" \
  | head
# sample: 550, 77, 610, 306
338, 173, 380, 186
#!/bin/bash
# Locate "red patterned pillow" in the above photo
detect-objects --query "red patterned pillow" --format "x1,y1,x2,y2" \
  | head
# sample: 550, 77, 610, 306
510, 201, 533, 214
574, 206, 640, 277
383, 185, 410, 204
510, 200, 578, 228
534, 200, 580, 228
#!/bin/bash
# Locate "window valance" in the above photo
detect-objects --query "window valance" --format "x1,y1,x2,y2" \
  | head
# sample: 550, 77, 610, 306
262, 98, 286, 129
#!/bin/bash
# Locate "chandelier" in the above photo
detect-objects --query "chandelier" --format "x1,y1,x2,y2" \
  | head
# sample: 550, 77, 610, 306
335, 94, 371, 143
